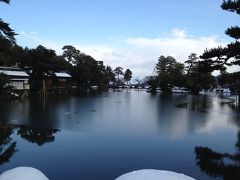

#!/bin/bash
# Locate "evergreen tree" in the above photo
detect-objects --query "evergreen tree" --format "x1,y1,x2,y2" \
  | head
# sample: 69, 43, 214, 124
200, 0, 240, 100
62, 45, 80, 64
156, 55, 185, 93
113, 67, 124, 85
105, 66, 115, 86
200, 0, 240, 71
124, 69, 132, 86
185, 53, 215, 94
185, 53, 198, 75
0, 73, 9, 90
0, 0, 16, 44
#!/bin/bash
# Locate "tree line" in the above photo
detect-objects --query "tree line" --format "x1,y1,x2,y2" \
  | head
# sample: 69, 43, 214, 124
0, 41, 133, 91
150, 0, 240, 94
149, 53, 216, 94
1, 0, 239, 95
150, 51, 239, 94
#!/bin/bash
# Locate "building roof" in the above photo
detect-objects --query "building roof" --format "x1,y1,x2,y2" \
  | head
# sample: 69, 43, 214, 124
0, 66, 21, 71
0, 70, 29, 77
54, 72, 71, 78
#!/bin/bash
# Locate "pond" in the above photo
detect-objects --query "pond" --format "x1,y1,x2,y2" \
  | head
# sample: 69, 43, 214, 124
0, 90, 239, 180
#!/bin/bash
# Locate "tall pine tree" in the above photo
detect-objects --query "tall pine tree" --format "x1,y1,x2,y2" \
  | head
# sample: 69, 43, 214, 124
200, 0, 240, 72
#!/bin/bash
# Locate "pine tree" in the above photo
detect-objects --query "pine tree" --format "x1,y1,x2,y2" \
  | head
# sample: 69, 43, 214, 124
200, 0, 240, 71
124, 69, 132, 86
0, 0, 16, 44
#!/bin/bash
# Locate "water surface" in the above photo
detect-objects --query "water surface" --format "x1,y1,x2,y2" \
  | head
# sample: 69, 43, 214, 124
0, 90, 239, 180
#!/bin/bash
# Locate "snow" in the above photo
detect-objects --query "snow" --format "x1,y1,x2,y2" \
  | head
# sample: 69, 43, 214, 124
0, 70, 29, 77
116, 169, 196, 180
0, 167, 49, 180
54, 72, 71, 78
11, 78, 29, 81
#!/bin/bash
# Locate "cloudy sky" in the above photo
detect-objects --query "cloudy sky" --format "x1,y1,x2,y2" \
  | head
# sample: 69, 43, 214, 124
0, 0, 238, 78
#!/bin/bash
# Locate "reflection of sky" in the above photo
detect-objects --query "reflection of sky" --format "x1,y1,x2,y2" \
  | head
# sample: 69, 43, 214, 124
0, 101, 30, 125
0, 91, 239, 180
0, 92, 239, 139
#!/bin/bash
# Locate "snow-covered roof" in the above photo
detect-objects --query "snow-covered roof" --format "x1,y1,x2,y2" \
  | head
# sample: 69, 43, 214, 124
11, 78, 29, 81
55, 72, 71, 78
0, 70, 29, 77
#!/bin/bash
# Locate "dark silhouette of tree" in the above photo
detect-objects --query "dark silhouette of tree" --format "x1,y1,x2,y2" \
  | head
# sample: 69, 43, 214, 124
62, 45, 80, 64
0, 35, 15, 66
105, 66, 115, 87
0, 42, 119, 91
147, 78, 158, 93
200, 0, 240, 105
185, 53, 215, 94
0, 125, 17, 165
18, 45, 72, 91
22, 45, 58, 76
185, 53, 198, 76
0, 73, 9, 90
113, 67, 124, 85
17, 126, 59, 146
59, 45, 112, 89
200, 0, 240, 71
218, 71, 240, 89
124, 69, 132, 86
0, 0, 10, 4
155, 55, 185, 93
72, 51, 106, 87
92, 61, 107, 88
0, 0, 16, 44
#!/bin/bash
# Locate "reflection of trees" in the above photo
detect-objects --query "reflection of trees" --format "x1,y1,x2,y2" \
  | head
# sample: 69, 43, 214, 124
190, 96, 209, 112
195, 131, 240, 180
17, 126, 59, 146
175, 95, 210, 113
0, 125, 17, 165
228, 100, 240, 112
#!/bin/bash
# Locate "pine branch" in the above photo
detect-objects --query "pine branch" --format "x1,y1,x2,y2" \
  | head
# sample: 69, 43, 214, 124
226, 26, 240, 39
0, 0, 10, 4
221, 0, 240, 14
0, 19, 17, 44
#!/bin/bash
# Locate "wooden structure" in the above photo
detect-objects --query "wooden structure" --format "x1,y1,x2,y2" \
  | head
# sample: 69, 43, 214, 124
0, 67, 30, 91
41, 72, 72, 96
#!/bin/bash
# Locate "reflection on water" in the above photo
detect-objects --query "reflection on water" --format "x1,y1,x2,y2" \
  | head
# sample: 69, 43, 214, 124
195, 131, 240, 180
0, 93, 238, 136
175, 95, 211, 112
194, 99, 240, 180
17, 126, 59, 146
0, 91, 239, 179
0, 125, 16, 165
0, 124, 59, 167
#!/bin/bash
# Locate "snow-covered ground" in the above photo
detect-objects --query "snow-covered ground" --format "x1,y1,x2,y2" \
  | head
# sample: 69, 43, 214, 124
0, 168, 196, 180
116, 169, 196, 180
0, 167, 49, 180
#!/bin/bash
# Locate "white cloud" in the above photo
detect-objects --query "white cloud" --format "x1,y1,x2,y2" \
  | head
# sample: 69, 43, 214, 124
17, 29, 228, 78
171, 28, 187, 38
126, 29, 225, 63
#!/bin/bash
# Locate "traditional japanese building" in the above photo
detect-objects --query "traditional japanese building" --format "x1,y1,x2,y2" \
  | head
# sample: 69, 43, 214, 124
0, 67, 30, 91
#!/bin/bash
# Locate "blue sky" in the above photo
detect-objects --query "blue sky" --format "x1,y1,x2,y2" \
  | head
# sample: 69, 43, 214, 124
0, 0, 239, 77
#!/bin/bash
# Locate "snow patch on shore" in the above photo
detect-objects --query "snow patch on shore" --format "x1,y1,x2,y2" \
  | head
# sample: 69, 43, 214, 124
0, 167, 49, 180
116, 169, 196, 180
